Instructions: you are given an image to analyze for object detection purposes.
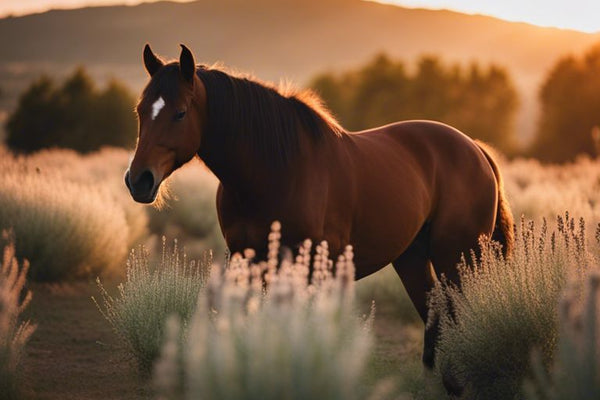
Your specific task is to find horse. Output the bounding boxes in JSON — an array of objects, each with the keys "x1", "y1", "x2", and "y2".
[{"x1": 125, "y1": 44, "x2": 514, "y2": 386}]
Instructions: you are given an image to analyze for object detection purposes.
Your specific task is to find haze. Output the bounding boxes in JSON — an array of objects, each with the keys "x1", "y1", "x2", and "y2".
[
  {"x1": 2, "y1": 0, "x2": 599, "y2": 33},
  {"x1": 0, "y1": 0, "x2": 192, "y2": 17}
]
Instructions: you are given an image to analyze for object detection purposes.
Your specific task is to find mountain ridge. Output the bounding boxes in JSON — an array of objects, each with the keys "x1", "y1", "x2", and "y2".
[{"x1": 1, "y1": 0, "x2": 599, "y2": 141}]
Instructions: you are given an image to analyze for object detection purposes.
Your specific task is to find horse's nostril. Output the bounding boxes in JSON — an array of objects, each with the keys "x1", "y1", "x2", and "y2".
[
  {"x1": 124, "y1": 170, "x2": 132, "y2": 190},
  {"x1": 126, "y1": 169, "x2": 156, "y2": 202},
  {"x1": 134, "y1": 170, "x2": 155, "y2": 195}
]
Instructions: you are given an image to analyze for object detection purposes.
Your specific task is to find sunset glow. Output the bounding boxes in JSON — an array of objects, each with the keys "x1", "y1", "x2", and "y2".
[
  {"x1": 1, "y1": 0, "x2": 599, "y2": 34},
  {"x1": 378, "y1": 0, "x2": 600, "y2": 33},
  {"x1": 0, "y1": 0, "x2": 193, "y2": 18}
]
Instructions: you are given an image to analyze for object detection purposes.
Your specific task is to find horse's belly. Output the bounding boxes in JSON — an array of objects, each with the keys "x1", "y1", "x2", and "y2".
[{"x1": 348, "y1": 185, "x2": 431, "y2": 277}]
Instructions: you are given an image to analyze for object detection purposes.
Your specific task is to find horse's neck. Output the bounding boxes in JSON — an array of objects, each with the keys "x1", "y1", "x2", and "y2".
[
  {"x1": 201, "y1": 139, "x2": 289, "y2": 207},
  {"x1": 202, "y1": 127, "x2": 333, "y2": 209}
]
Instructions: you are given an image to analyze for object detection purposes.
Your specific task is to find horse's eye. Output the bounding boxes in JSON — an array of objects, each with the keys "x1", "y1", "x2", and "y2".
[{"x1": 175, "y1": 110, "x2": 186, "y2": 121}]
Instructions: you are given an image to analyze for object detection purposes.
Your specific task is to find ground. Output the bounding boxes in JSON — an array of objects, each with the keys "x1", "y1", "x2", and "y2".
[
  {"x1": 20, "y1": 282, "x2": 150, "y2": 400},
  {"x1": 18, "y1": 280, "x2": 422, "y2": 399}
]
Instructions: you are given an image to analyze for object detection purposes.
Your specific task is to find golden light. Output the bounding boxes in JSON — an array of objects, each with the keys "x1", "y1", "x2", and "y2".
[{"x1": 374, "y1": 0, "x2": 600, "y2": 33}]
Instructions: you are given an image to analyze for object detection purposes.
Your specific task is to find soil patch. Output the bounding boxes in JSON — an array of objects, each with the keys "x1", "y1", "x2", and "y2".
[
  {"x1": 18, "y1": 281, "x2": 420, "y2": 399},
  {"x1": 20, "y1": 281, "x2": 151, "y2": 400}
]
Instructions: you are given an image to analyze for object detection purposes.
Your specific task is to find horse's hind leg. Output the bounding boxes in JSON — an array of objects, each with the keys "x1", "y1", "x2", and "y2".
[
  {"x1": 391, "y1": 223, "x2": 438, "y2": 368},
  {"x1": 427, "y1": 210, "x2": 496, "y2": 395}
]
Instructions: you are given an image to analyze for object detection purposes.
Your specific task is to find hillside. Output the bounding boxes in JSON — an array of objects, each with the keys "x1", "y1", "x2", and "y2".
[{"x1": 1, "y1": 0, "x2": 599, "y2": 141}]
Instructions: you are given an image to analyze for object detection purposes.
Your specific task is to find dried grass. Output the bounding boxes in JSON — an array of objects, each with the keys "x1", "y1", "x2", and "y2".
[{"x1": 0, "y1": 241, "x2": 36, "y2": 399}]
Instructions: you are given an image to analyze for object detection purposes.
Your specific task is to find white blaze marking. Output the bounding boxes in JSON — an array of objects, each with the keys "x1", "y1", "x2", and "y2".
[{"x1": 151, "y1": 96, "x2": 165, "y2": 120}]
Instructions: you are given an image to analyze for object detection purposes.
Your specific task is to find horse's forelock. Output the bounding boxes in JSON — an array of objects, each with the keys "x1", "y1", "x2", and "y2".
[{"x1": 140, "y1": 63, "x2": 184, "y2": 110}]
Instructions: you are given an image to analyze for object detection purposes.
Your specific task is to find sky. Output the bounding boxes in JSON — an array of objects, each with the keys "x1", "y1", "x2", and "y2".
[
  {"x1": 0, "y1": 0, "x2": 599, "y2": 33},
  {"x1": 0, "y1": 0, "x2": 191, "y2": 17},
  {"x1": 379, "y1": 0, "x2": 600, "y2": 33}
]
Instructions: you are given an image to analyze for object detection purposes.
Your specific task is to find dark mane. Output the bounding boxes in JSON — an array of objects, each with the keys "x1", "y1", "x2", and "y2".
[{"x1": 196, "y1": 66, "x2": 345, "y2": 168}]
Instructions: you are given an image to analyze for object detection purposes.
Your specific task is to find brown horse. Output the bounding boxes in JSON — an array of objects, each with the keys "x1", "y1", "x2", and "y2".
[{"x1": 126, "y1": 44, "x2": 514, "y2": 379}]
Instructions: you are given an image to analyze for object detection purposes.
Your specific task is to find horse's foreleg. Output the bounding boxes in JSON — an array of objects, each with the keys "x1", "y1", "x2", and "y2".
[{"x1": 391, "y1": 224, "x2": 438, "y2": 368}]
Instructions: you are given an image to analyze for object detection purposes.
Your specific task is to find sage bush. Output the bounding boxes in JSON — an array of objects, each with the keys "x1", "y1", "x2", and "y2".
[
  {"x1": 94, "y1": 238, "x2": 208, "y2": 374},
  {"x1": 154, "y1": 222, "x2": 375, "y2": 400},
  {"x1": 432, "y1": 215, "x2": 594, "y2": 399}
]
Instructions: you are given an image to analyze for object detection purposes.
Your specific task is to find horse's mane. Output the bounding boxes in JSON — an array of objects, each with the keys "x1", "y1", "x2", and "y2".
[{"x1": 196, "y1": 65, "x2": 345, "y2": 167}]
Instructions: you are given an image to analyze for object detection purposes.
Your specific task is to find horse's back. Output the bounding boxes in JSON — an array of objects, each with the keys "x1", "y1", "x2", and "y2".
[
  {"x1": 352, "y1": 120, "x2": 488, "y2": 166},
  {"x1": 350, "y1": 120, "x2": 496, "y2": 207},
  {"x1": 345, "y1": 120, "x2": 498, "y2": 275}
]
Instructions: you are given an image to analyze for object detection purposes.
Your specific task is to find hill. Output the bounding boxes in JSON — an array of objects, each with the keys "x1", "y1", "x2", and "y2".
[{"x1": 1, "y1": 0, "x2": 599, "y2": 142}]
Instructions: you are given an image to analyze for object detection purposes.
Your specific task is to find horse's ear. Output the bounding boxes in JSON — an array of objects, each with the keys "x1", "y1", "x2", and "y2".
[
  {"x1": 179, "y1": 44, "x2": 196, "y2": 84},
  {"x1": 143, "y1": 44, "x2": 163, "y2": 77}
]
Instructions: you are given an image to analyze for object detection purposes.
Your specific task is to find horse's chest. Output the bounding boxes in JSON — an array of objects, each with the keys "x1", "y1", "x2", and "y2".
[{"x1": 220, "y1": 219, "x2": 264, "y2": 252}]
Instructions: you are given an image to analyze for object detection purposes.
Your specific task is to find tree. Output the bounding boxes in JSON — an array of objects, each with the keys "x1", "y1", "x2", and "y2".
[
  {"x1": 5, "y1": 76, "x2": 61, "y2": 152},
  {"x1": 350, "y1": 53, "x2": 411, "y2": 130},
  {"x1": 310, "y1": 54, "x2": 519, "y2": 155},
  {"x1": 5, "y1": 67, "x2": 137, "y2": 153},
  {"x1": 89, "y1": 80, "x2": 138, "y2": 151},
  {"x1": 531, "y1": 43, "x2": 600, "y2": 162}
]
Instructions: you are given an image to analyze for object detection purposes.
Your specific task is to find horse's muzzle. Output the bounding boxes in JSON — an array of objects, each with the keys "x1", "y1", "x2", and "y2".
[{"x1": 124, "y1": 169, "x2": 157, "y2": 203}]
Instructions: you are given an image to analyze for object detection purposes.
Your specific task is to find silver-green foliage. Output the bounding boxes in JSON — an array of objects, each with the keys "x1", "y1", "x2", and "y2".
[
  {"x1": 432, "y1": 216, "x2": 592, "y2": 400},
  {"x1": 94, "y1": 239, "x2": 207, "y2": 374},
  {"x1": 0, "y1": 147, "x2": 148, "y2": 281},
  {"x1": 155, "y1": 224, "x2": 374, "y2": 400},
  {"x1": 525, "y1": 273, "x2": 600, "y2": 400}
]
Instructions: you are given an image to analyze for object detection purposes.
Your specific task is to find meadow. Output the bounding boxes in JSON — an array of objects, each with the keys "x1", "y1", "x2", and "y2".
[{"x1": 1, "y1": 145, "x2": 600, "y2": 399}]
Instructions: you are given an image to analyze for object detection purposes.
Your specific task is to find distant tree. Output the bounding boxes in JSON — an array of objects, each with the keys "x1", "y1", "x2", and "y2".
[
  {"x1": 349, "y1": 53, "x2": 411, "y2": 129},
  {"x1": 447, "y1": 64, "x2": 518, "y2": 151},
  {"x1": 5, "y1": 76, "x2": 61, "y2": 151},
  {"x1": 5, "y1": 67, "x2": 137, "y2": 153},
  {"x1": 310, "y1": 53, "x2": 519, "y2": 155},
  {"x1": 89, "y1": 80, "x2": 138, "y2": 151},
  {"x1": 531, "y1": 44, "x2": 600, "y2": 162}
]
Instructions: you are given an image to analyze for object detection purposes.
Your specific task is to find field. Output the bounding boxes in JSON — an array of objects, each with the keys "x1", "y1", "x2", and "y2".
[{"x1": 2, "y1": 147, "x2": 600, "y2": 399}]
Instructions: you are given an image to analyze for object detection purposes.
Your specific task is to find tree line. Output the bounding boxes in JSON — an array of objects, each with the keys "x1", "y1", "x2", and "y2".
[
  {"x1": 5, "y1": 67, "x2": 136, "y2": 153},
  {"x1": 5, "y1": 43, "x2": 600, "y2": 162},
  {"x1": 311, "y1": 45, "x2": 600, "y2": 162},
  {"x1": 530, "y1": 43, "x2": 600, "y2": 162},
  {"x1": 311, "y1": 54, "x2": 518, "y2": 155}
]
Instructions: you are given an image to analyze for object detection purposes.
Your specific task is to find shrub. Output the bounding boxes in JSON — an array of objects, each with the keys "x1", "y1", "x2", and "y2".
[
  {"x1": 0, "y1": 146, "x2": 148, "y2": 281},
  {"x1": 94, "y1": 238, "x2": 208, "y2": 375},
  {"x1": 504, "y1": 157, "x2": 600, "y2": 226},
  {"x1": 431, "y1": 215, "x2": 593, "y2": 399},
  {"x1": 525, "y1": 273, "x2": 600, "y2": 400},
  {"x1": 154, "y1": 223, "x2": 375, "y2": 400},
  {"x1": 0, "y1": 242, "x2": 36, "y2": 399}
]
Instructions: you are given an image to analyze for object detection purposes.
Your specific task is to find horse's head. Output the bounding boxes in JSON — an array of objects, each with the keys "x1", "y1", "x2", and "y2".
[{"x1": 125, "y1": 44, "x2": 206, "y2": 204}]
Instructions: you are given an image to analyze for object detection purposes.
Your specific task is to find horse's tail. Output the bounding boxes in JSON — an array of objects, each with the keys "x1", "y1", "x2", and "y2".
[{"x1": 475, "y1": 141, "x2": 514, "y2": 258}]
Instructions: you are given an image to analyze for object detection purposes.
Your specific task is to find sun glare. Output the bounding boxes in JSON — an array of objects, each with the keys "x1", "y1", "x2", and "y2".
[{"x1": 374, "y1": 0, "x2": 600, "y2": 33}]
